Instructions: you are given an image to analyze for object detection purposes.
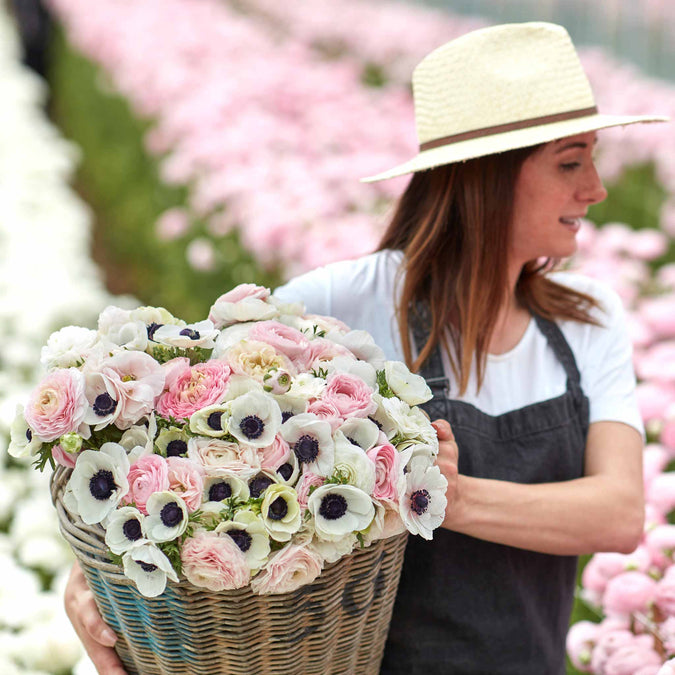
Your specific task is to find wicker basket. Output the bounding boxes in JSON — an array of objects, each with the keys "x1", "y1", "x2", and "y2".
[{"x1": 51, "y1": 466, "x2": 408, "y2": 675}]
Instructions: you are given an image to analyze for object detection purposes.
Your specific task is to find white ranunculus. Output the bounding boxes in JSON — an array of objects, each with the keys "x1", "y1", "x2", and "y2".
[
  {"x1": 151, "y1": 319, "x2": 218, "y2": 349},
  {"x1": 383, "y1": 361, "x2": 432, "y2": 405},
  {"x1": 7, "y1": 405, "x2": 42, "y2": 458},
  {"x1": 189, "y1": 403, "x2": 230, "y2": 437},
  {"x1": 396, "y1": 440, "x2": 438, "y2": 467},
  {"x1": 260, "y1": 484, "x2": 302, "y2": 542},
  {"x1": 68, "y1": 443, "x2": 130, "y2": 524},
  {"x1": 332, "y1": 431, "x2": 376, "y2": 493},
  {"x1": 280, "y1": 413, "x2": 335, "y2": 477},
  {"x1": 308, "y1": 484, "x2": 375, "y2": 541},
  {"x1": 144, "y1": 492, "x2": 188, "y2": 542},
  {"x1": 328, "y1": 329, "x2": 386, "y2": 369},
  {"x1": 40, "y1": 325, "x2": 100, "y2": 370},
  {"x1": 215, "y1": 510, "x2": 270, "y2": 572},
  {"x1": 209, "y1": 297, "x2": 278, "y2": 328},
  {"x1": 97, "y1": 306, "x2": 148, "y2": 351},
  {"x1": 211, "y1": 322, "x2": 255, "y2": 358},
  {"x1": 310, "y1": 531, "x2": 358, "y2": 564},
  {"x1": 322, "y1": 355, "x2": 377, "y2": 390},
  {"x1": 286, "y1": 372, "x2": 326, "y2": 400},
  {"x1": 227, "y1": 391, "x2": 282, "y2": 448},
  {"x1": 119, "y1": 415, "x2": 157, "y2": 462},
  {"x1": 398, "y1": 462, "x2": 448, "y2": 540},
  {"x1": 338, "y1": 417, "x2": 380, "y2": 452},
  {"x1": 105, "y1": 507, "x2": 147, "y2": 554},
  {"x1": 380, "y1": 397, "x2": 437, "y2": 447},
  {"x1": 122, "y1": 543, "x2": 178, "y2": 597},
  {"x1": 267, "y1": 295, "x2": 305, "y2": 316}
]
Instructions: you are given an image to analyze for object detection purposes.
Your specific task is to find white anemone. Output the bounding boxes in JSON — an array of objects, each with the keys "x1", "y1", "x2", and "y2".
[
  {"x1": 122, "y1": 542, "x2": 178, "y2": 597},
  {"x1": 327, "y1": 329, "x2": 386, "y2": 368},
  {"x1": 383, "y1": 361, "x2": 433, "y2": 406},
  {"x1": 189, "y1": 404, "x2": 230, "y2": 437},
  {"x1": 7, "y1": 406, "x2": 42, "y2": 459},
  {"x1": 280, "y1": 413, "x2": 334, "y2": 477},
  {"x1": 155, "y1": 426, "x2": 190, "y2": 458},
  {"x1": 380, "y1": 396, "x2": 438, "y2": 448},
  {"x1": 68, "y1": 443, "x2": 130, "y2": 524},
  {"x1": 260, "y1": 484, "x2": 302, "y2": 542},
  {"x1": 308, "y1": 484, "x2": 375, "y2": 542},
  {"x1": 398, "y1": 462, "x2": 448, "y2": 540},
  {"x1": 273, "y1": 449, "x2": 300, "y2": 486},
  {"x1": 338, "y1": 418, "x2": 380, "y2": 452},
  {"x1": 247, "y1": 471, "x2": 280, "y2": 499},
  {"x1": 105, "y1": 507, "x2": 147, "y2": 555},
  {"x1": 332, "y1": 431, "x2": 376, "y2": 493},
  {"x1": 203, "y1": 475, "x2": 250, "y2": 503},
  {"x1": 215, "y1": 510, "x2": 270, "y2": 572},
  {"x1": 227, "y1": 391, "x2": 282, "y2": 448},
  {"x1": 151, "y1": 320, "x2": 218, "y2": 349},
  {"x1": 119, "y1": 415, "x2": 157, "y2": 463},
  {"x1": 144, "y1": 492, "x2": 189, "y2": 542},
  {"x1": 82, "y1": 371, "x2": 121, "y2": 430}
]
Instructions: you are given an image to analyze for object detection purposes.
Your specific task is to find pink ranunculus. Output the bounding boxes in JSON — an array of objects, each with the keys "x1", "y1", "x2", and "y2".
[
  {"x1": 103, "y1": 350, "x2": 165, "y2": 428},
  {"x1": 366, "y1": 443, "x2": 400, "y2": 502},
  {"x1": 208, "y1": 285, "x2": 275, "y2": 329},
  {"x1": 660, "y1": 659, "x2": 675, "y2": 675},
  {"x1": 305, "y1": 337, "x2": 354, "y2": 367},
  {"x1": 167, "y1": 456, "x2": 204, "y2": 512},
  {"x1": 250, "y1": 543, "x2": 323, "y2": 594},
  {"x1": 187, "y1": 437, "x2": 260, "y2": 479},
  {"x1": 24, "y1": 368, "x2": 88, "y2": 442},
  {"x1": 306, "y1": 400, "x2": 344, "y2": 432},
  {"x1": 181, "y1": 531, "x2": 249, "y2": 591},
  {"x1": 655, "y1": 567, "x2": 675, "y2": 617},
  {"x1": 122, "y1": 454, "x2": 169, "y2": 515},
  {"x1": 644, "y1": 445, "x2": 671, "y2": 492},
  {"x1": 648, "y1": 472, "x2": 675, "y2": 516},
  {"x1": 566, "y1": 620, "x2": 599, "y2": 672},
  {"x1": 215, "y1": 284, "x2": 270, "y2": 305},
  {"x1": 645, "y1": 503, "x2": 667, "y2": 530},
  {"x1": 645, "y1": 525, "x2": 675, "y2": 568},
  {"x1": 51, "y1": 444, "x2": 78, "y2": 469},
  {"x1": 304, "y1": 313, "x2": 351, "y2": 334},
  {"x1": 636, "y1": 382, "x2": 675, "y2": 423},
  {"x1": 603, "y1": 642, "x2": 663, "y2": 675},
  {"x1": 590, "y1": 630, "x2": 637, "y2": 674},
  {"x1": 661, "y1": 420, "x2": 675, "y2": 454},
  {"x1": 259, "y1": 434, "x2": 291, "y2": 472},
  {"x1": 602, "y1": 571, "x2": 657, "y2": 617},
  {"x1": 322, "y1": 372, "x2": 377, "y2": 419},
  {"x1": 295, "y1": 472, "x2": 326, "y2": 510},
  {"x1": 247, "y1": 321, "x2": 311, "y2": 368},
  {"x1": 156, "y1": 359, "x2": 231, "y2": 419}
]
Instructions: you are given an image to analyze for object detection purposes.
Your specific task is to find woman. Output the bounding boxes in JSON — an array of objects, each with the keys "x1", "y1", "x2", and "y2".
[{"x1": 65, "y1": 21, "x2": 665, "y2": 675}]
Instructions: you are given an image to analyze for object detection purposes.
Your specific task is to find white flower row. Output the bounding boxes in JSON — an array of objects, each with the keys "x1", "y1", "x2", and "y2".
[{"x1": 0, "y1": 6, "x2": 132, "y2": 674}]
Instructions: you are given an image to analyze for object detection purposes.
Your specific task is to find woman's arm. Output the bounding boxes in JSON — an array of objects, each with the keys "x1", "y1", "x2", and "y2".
[{"x1": 440, "y1": 420, "x2": 644, "y2": 556}]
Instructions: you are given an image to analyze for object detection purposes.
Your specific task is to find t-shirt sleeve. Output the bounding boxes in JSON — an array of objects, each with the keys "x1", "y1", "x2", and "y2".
[
  {"x1": 580, "y1": 283, "x2": 644, "y2": 437},
  {"x1": 272, "y1": 268, "x2": 333, "y2": 316}
]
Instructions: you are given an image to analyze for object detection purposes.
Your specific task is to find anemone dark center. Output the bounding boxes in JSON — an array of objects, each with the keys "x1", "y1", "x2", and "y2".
[
  {"x1": 160, "y1": 502, "x2": 184, "y2": 528},
  {"x1": 89, "y1": 470, "x2": 116, "y2": 500},
  {"x1": 227, "y1": 529, "x2": 252, "y2": 552},
  {"x1": 138, "y1": 561, "x2": 158, "y2": 573},
  {"x1": 207, "y1": 412, "x2": 223, "y2": 430},
  {"x1": 208, "y1": 482, "x2": 232, "y2": 501},
  {"x1": 146, "y1": 322, "x2": 163, "y2": 340},
  {"x1": 249, "y1": 475, "x2": 273, "y2": 498},
  {"x1": 410, "y1": 489, "x2": 430, "y2": 515},
  {"x1": 281, "y1": 411, "x2": 294, "y2": 424},
  {"x1": 347, "y1": 436, "x2": 360, "y2": 447},
  {"x1": 179, "y1": 328, "x2": 201, "y2": 340},
  {"x1": 294, "y1": 435, "x2": 319, "y2": 463},
  {"x1": 319, "y1": 494, "x2": 348, "y2": 520},
  {"x1": 268, "y1": 496, "x2": 288, "y2": 521},
  {"x1": 368, "y1": 416, "x2": 383, "y2": 430},
  {"x1": 25, "y1": 428, "x2": 32, "y2": 442},
  {"x1": 93, "y1": 393, "x2": 117, "y2": 417},
  {"x1": 122, "y1": 519, "x2": 143, "y2": 541},
  {"x1": 166, "y1": 439, "x2": 188, "y2": 457},
  {"x1": 240, "y1": 415, "x2": 265, "y2": 439},
  {"x1": 277, "y1": 463, "x2": 293, "y2": 481}
]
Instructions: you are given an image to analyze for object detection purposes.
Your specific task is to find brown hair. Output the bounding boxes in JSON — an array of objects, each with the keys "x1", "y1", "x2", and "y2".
[{"x1": 378, "y1": 146, "x2": 600, "y2": 395}]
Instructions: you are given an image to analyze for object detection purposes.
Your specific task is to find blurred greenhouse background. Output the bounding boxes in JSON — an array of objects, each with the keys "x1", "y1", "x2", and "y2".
[{"x1": 2, "y1": 0, "x2": 675, "y2": 673}]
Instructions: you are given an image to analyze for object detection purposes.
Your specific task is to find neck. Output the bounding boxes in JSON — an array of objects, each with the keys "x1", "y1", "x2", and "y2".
[{"x1": 488, "y1": 262, "x2": 529, "y2": 355}]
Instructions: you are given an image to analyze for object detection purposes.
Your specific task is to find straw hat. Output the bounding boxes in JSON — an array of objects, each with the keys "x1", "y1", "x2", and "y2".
[{"x1": 362, "y1": 22, "x2": 668, "y2": 183}]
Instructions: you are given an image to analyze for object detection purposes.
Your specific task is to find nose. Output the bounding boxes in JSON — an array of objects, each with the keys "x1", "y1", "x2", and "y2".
[{"x1": 578, "y1": 164, "x2": 608, "y2": 205}]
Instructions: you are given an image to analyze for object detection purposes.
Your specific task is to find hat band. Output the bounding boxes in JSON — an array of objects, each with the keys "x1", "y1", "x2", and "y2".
[{"x1": 419, "y1": 106, "x2": 599, "y2": 151}]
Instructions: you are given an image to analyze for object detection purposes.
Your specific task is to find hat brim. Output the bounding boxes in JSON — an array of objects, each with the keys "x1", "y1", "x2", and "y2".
[{"x1": 361, "y1": 113, "x2": 669, "y2": 183}]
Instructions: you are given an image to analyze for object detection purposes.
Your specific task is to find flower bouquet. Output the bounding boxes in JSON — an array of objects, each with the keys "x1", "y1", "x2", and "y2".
[{"x1": 11, "y1": 284, "x2": 447, "y2": 675}]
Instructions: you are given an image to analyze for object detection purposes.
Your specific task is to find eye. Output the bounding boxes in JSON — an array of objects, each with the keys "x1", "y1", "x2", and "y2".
[{"x1": 559, "y1": 162, "x2": 581, "y2": 172}]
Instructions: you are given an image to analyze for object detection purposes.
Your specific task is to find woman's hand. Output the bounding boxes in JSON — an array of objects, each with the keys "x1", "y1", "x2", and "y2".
[
  {"x1": 431, "y1": 419, "x2": 460, "y2": 523},
  {"x1": 64, "y1": 562, "x2": 128, "y2": 675}
]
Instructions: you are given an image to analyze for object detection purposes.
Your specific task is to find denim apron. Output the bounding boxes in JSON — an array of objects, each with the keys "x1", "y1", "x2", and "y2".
[{"x1": 380, "y1": 312, "x2": 589, "y2": 675}]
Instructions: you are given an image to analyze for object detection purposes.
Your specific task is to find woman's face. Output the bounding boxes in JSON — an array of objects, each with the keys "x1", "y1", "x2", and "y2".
[{"x1": 510, "y1": 131, "x2": 607, "y2": 265}]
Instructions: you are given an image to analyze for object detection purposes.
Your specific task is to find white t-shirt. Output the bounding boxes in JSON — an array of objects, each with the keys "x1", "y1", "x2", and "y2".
[{"x1": 273, "y1": 249, "x2": 644, "y2": 436}]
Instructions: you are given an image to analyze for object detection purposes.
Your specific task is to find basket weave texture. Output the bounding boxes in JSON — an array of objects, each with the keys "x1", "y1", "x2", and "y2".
[{"x1": 52, "y1": 466, "x2": 408, "y2": 675}]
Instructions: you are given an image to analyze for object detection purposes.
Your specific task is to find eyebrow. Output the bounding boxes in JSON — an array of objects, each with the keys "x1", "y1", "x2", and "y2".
[{"x1": 554, "y1": 138, "x2": 599, "y2": 153}]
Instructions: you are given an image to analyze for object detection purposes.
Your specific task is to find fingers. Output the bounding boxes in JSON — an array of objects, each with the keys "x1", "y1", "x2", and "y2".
[
  {"x1": 431, "y1": 418, "x2": 454, "y2": 441},
  {"x1": 65, "y1": 563, "x2": 128, "y2": 675}
]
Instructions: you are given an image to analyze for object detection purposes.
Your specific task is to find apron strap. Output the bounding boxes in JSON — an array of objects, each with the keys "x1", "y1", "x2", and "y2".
[{"x1": 532, "y1": 314, "x2": 582, "y2": 388}]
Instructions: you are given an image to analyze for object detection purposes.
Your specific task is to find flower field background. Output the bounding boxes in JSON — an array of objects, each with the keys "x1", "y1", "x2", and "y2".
[{"x1": 3, "y1": 0, "x2": 675, "y2": 673}]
